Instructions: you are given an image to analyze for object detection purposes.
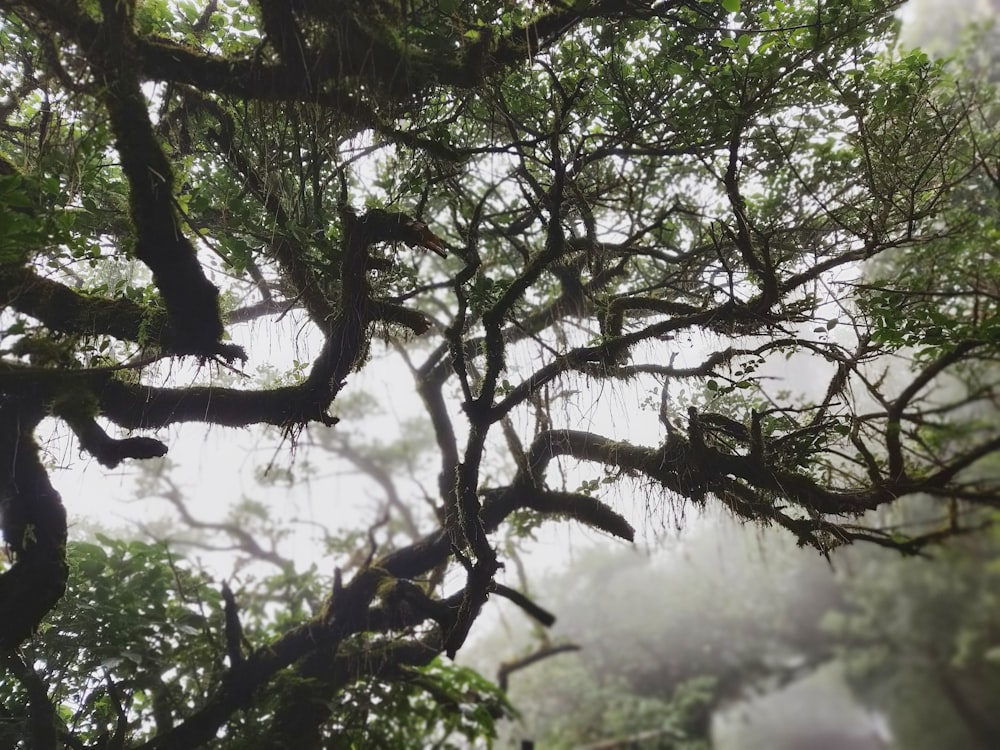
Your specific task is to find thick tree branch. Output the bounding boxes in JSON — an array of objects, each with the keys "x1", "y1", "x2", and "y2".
[
  {"x1": 83, "y1": 1, "x2": 232, "y2": 357},
  {"x1": 0, "y1": 399, "x2": 68, "y2": 650},
  {"x1": 0, "y1": 266, "x2": 163, "y2": 344},
  {"x1": 1, "y1": 652, "x2": 58, "y2": 750}
]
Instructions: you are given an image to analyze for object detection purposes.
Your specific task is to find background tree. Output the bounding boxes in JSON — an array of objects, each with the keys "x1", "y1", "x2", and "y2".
[
  {"x1": 827, "y1": 520, "x2": 1000, "y2": 750},
  {"x1": 474, "y1": 507, "x2": 1000, "y2": 749},
  {"x1": 0, "y1": 0, "x2": 999, "y2": 747},
  {"x1": 469, "y1": 523, "x2": 844, "y2": 749}
]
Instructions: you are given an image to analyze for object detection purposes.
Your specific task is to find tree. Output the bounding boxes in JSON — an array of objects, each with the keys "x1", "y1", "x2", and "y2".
[
  {"x1": 828, "y1": 519, "x2": 1000, "y2": 750},
  {"x1": 1, "y1": 0, "x2": 999, "y2": 747},
  {"x1": 0, "y1": 533, "x2": 513, "y2": 748},
  {"x1": 471, "y1": 508, "x2": 1000, "y2": 749},
  {"x1": 468, "y1": 523, "x2": 843, "y2": 749}
]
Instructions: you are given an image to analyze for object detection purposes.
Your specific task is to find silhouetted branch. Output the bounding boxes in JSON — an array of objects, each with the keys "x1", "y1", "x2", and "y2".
[
  {"x1": 493, "y1": 583, "x2": 556, "y2": 627},
  {"x1": 60, "y1": 412, "x2": 167, "y2": 468},
  {"x1": 0, "y1": 400, "x2": 68, "y2": 650},
  {"x1": 2, "y1": 651, "x2": 59, "y2": 750},
  {"x1": 221, "y1": 582, "x2": 245, "y2": 667}
]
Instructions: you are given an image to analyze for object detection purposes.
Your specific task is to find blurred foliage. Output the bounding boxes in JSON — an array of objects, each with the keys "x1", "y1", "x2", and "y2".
[
  {"x1": 474, "y1": 510, "x2": 1000, "y2": 749},
  {"x1": 472, "y1": 524, "x2": 841, "y2": 747},
  {"x1": 828, "y1": 516, "x2": 1000, "y2": 750}
]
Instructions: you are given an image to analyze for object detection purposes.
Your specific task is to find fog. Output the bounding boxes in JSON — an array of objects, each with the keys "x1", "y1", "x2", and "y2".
[{"x1": 462, "y1": 512, "x2": 892, "y2": 748}]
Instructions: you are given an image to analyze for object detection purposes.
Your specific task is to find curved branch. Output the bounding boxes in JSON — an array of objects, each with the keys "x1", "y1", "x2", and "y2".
[
  {"x1": 57, "y1": 402, "x2": 167, "y2": 468},
  {"x1": 516, "y1": 425, "x2": 988, "y2": 530},
  {"x1": 85, "y1": 2, "x2": 230, "y2": 357},
  {"x1": 0, "y1": 400, "x2": 68, "y2": 650},
  {"x1": 153, "y1": 475, "x2": 291, "y2": 569},
  {"x1": 493, "y1": 583, "x2": 556, "y2": 627}
]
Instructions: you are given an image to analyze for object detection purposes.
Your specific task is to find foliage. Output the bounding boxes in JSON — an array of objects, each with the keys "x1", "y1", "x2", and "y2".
[
  {"x1": 0, "y1": 538, "x2": 509, "y2": 748},
  {"x1": 0, "y1": 0, "x2": 998, "y2": 747},
  {"x1": 827, "y1": 515, "x2": 1000, "y2": 750},
  {"x1": 475, "y1": 511, "x2": 1000, "y2": 749},
  {"x1": 473, "y1": 525, "x2": 841, "y2": 747}
]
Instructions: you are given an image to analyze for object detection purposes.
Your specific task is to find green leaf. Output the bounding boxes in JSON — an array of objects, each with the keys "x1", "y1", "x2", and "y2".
[{"x1": 722, "y1": 0, "x2": 740, "y2": 12}]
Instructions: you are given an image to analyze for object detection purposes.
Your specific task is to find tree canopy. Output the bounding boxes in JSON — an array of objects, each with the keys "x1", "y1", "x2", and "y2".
[{"x1": 0, "y1": 0, "x2": 999, "y2": 747}]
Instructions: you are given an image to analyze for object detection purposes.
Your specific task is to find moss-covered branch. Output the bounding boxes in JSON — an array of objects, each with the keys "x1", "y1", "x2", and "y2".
[
  {"x1": 0, "y1": 400, "x2": 68, "y2": 650},
  {"x1": 82, "y1": 0, "x2": 230, "y2": 357}
]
